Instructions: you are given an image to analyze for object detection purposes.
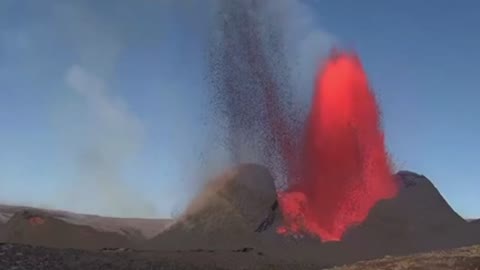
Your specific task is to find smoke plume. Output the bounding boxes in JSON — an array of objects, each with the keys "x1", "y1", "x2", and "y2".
[
  {"x1": 54, "y1": 1, "x2": 156, "y2": 217},
  {"x1": 64, "y1": 65, "x2": 156, "y2": 217}
]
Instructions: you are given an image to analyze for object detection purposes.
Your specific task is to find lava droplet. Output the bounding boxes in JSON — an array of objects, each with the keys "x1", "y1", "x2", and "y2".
[{"x1": 278, "y1": 50, "x2": 398, "y2": 241}]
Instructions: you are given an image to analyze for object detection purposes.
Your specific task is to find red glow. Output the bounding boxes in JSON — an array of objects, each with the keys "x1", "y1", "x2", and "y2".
[
  {"x1": 278, "y1": 51, "x2": 398, "y2": 241},
  {"x1": 29, "y1": 216, "x2": 45, "y2": 226}
]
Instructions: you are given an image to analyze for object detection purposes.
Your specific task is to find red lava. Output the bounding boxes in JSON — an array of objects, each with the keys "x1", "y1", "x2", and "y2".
[
  {"x1": 278, "y1": 50, "x2": 398, "y2": 241},
  {"x1": 29, "y1": 216, "x2": 46, "y2": 226}
]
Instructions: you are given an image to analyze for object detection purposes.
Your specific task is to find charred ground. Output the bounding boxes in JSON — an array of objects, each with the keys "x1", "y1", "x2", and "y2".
[{"x1": 1, "y1": 168, "x2": 480, "y2": 269}]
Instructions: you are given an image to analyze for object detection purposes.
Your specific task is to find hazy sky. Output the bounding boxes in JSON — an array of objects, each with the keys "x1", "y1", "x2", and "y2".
[{"x1": 1, "y1": 0, "x2": 479, "y2": 219}]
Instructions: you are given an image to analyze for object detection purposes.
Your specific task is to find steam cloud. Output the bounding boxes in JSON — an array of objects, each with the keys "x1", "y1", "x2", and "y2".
[
  {"x1": 65, "y1": 66, "x2": 155, "y2": 217},
  {"x1": 55, "y1": 1, "x2": 156, "y2": 217}
]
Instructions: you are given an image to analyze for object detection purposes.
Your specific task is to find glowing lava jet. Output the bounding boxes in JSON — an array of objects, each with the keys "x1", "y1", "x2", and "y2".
[{"x1": 278, "y1": 51, "x2": 398, "y2": 241}]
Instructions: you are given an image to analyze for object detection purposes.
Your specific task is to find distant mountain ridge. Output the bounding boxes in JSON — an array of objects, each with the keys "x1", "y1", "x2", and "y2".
[{"x1": 0, "y1": 204, "x2": 172, "y2": 239}]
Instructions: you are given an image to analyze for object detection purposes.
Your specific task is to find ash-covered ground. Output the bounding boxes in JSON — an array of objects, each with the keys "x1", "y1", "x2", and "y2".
[
  {"x1": 2, "y1": 243, "x2": 480, "y2": 270},
  {"x1": 1, "y1": 166, "x2": 480, "y2": 269}
]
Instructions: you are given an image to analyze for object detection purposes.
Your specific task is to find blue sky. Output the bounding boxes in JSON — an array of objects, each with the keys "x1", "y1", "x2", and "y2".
[{"x1": 0, "y1": 0, "x2": 479, "y2": 219}]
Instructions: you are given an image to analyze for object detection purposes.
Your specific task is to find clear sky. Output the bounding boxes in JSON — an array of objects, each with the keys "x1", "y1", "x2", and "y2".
[{"x1": 1, "y1": 0, "x2": 479, "y2": 219}]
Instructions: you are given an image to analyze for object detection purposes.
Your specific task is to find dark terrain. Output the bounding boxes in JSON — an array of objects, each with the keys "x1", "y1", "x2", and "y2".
[
  {"x1": 2, "y1": 242, "x2": 480, "y2": 270},
  {"x1": 1, "y1": 167, "x2": 480, "y2": 269}
]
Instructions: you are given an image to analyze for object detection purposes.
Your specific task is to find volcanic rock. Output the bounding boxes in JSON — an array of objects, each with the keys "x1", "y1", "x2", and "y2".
[
  {"x1": 3, "y1": 209, "x2": 132, "y2": 250},
  {"x1": 149, "y1": 163, "x2": 284, "y2": 249},
  {"x1": 254, "y1": 170, "x2": 480, "y2": 266},
  {"x1": 0, "y1": 204, "x2": 172, "y2": 240},
  {"x1": 470, "y1": 219, "x2": 480, "y2": 224},
  {"x1": 0, "y1": 223, "x2": 5, "y2": 242},
  {"x1": 342, "y1": 171, "x2": 480, "y2": 259},
  {"x1": 2, "y1": 167, "x2": 479, "y2": 268}
]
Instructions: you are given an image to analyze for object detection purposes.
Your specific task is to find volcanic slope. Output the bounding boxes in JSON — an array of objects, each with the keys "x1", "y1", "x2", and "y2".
[
  {"x1": 470, "y1": 219, "x2": 480, "y2": 224},
  {"x1": 0, "y1": 204, "x2": 171, "y2": 240},
  {"x1": 340, "y1": 171, "x2": 480, "y2": 261},
  {"x1": 148, "y1": 169, "x2": 480, "y2": 264},
  {"x1": 149, "y1": 163, "x2": 284, "y2": 250},
  {"x1": 2, "y1": 209, "x2": 136, "y2": 250},
  {"x1": 2, "y1": 168, "x2": 480, "y2": 268},
  {"x1": 235, "y1": 170, "x2": 480, "y2": 267},
  {"x1": 0, "y1": 223, "x2": 5, "y2": 242}
]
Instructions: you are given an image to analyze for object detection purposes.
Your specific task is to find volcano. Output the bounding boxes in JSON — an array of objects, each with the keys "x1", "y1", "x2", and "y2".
[
  {"x1": 147, "y1": 167, "x2": 480, "y2": 266},
  {"x1": 149, "y1": 164, "x2": 284, "y2": 250},
  {"x1": 208, "y1": 0, "x2": 399, "y2": 242},
  {"x1": 1, "y1": 168, "x2": 480, "y2": 268}
]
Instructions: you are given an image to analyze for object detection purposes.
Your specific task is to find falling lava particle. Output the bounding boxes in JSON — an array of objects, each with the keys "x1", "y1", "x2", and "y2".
[{"x1": 278, "y1": 50, "x2": 399, "y2": 242}]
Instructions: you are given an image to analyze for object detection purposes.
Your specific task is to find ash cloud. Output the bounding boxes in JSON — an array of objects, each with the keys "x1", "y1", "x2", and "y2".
[{"x1": 206, "y1": 0, "x2": 335, "y2": 188}]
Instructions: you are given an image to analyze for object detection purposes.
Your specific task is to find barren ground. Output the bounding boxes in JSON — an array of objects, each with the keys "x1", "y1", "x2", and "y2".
[
  {"x1": 328, "y1": 245, "x2": 480, "y2": 270},
  {"x1": 2, "y1": 242, "x2": 480, "y2": 270}
]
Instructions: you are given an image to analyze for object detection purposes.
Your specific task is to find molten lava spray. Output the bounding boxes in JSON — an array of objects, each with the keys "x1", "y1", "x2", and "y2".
[
  {"x1": 278, "y1": 51, "x2": 398, "y2": 241},
  {"x1": 208, "y1": 0, "x2": 299, "y2": 176},
  {"x1": 208, "y1": 0, "x2": 397, "y2": 242}
]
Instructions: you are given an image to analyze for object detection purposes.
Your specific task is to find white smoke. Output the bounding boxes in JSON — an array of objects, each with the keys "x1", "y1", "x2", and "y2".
[
  {"x1": 63, "y1": 65, "x2": 156, "y2": 217},
  {"x1": 261, "y1": 0, "x2": 336, "y2": 99},
  {"x1": 51, "y1": 1, "x2": 158, "y2": 217}
]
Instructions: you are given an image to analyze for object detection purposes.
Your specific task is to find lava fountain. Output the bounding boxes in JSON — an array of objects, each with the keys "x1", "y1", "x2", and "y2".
[
  {"x1": 278, "y1": 51, "x2": 398, "y2": 241},
  {"x1": 207, "y1": 0, "x2": 397, "y2": 242}
]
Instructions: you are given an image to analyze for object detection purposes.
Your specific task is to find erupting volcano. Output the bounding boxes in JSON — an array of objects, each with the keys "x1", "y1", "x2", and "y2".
[
  {"x1": 278, "y1": 51, "x2": 399, "y2": 241},
  {"x1": 209, "y1": 1, "x2": 398, "y2": 243}
]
